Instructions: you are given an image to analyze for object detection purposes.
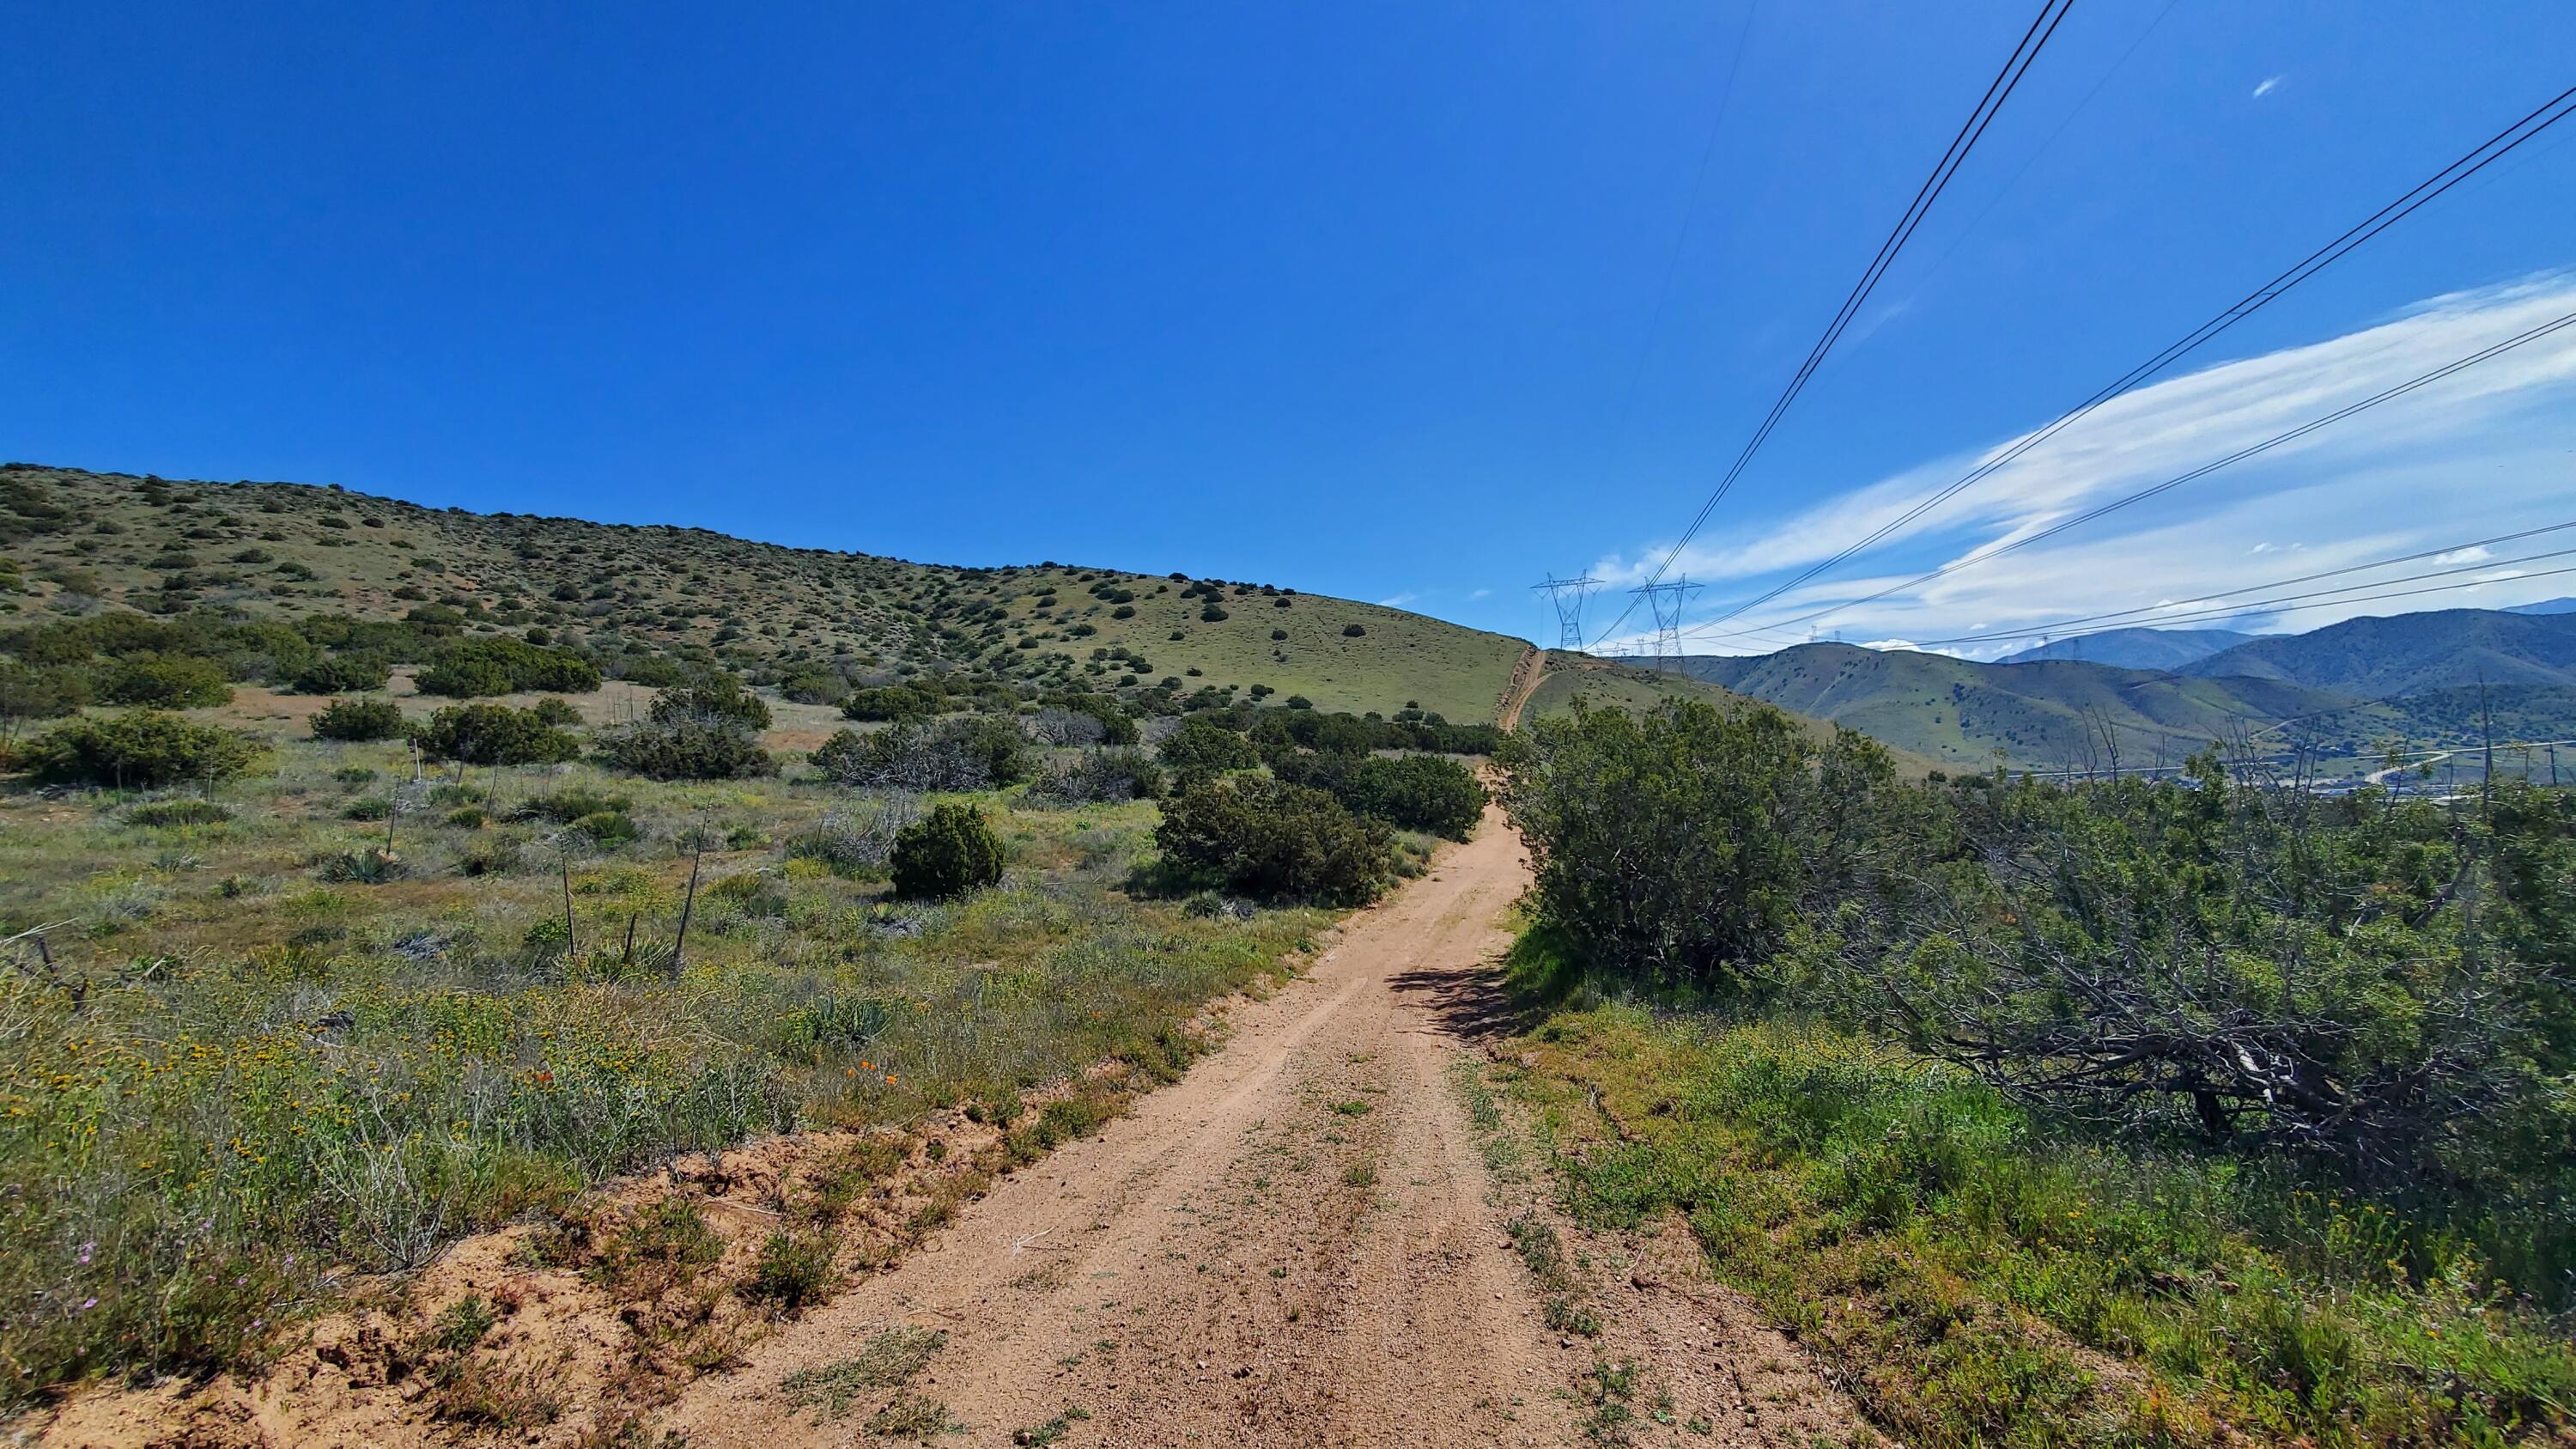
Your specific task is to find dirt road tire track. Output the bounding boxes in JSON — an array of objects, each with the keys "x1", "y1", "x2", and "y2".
[{"x1": 662, "y1": 808, "x2": 1880, "y2": 1447}]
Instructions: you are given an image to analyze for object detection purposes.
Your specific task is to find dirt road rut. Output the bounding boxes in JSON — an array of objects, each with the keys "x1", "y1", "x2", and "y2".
[{"x1": 665, "y1": 809, "x2": 1878, "y2": 1447}]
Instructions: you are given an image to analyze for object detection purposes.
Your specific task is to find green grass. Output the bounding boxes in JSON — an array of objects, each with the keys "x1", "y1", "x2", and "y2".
[
  {"x1": 0, "y1": 727, "x2": 1330, "y2": 1407},
  {"x1": 1501, "y1": 971, "x2": 2576, "y2": 1446},
  {"x1": 779, "y1": 1325, "x2": 948, "y2": 1422}
]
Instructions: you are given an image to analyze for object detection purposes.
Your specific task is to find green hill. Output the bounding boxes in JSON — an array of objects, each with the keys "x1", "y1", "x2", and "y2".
[
  {"x1": 1682, "y1": 643, "x2": 2343, "y2": 770},
  {"x1": 1525, "y1": 652, "x2": 1947, "y2": 776},
  {"x1": 2180, "y1": 608, "x2": 2576, "y2": 694},
  {"x1": 0, "y1": 464, "x2": 1526, "y2": 724}
]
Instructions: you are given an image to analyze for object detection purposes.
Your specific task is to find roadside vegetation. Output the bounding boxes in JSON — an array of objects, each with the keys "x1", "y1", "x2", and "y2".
[
  {"x1": 1497, "y1": 696, "x2": 2576, "y2": 1447},
  {"x1": 0, "y1": 540, "x2": 1494, "y2": 1413}
]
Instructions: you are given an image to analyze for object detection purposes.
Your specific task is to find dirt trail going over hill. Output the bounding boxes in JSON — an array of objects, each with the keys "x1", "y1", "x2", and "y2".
[
  {"x1": 662, "y1": 808, "x2": 1879, "y2": 1448},
  {"x1": 1498, "y1": 645, "x2": 1548, "y2": 729}
]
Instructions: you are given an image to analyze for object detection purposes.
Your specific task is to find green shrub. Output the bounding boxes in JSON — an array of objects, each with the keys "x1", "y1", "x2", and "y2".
[
  {"x1": 594, "y1": 713, "x2": 775, "y2": 781},
  {"x1": 740, "y1": 1230, "x2": 838, "y2": 1312},
  {"x1": 841, "y1": 685, "x2": 936, "y2": 722},
  {"x1": 0, "y1": 661, "x2": 94, "y2": 729},
  {"x1": 1499, "y1": 698, "x2": 1888, "y2": 989},
  {"x1": 414, "y1": 703, "x2": 580, "y2": 766},
  {"x1": 414, "y1": 638, "x2": 600, "y2": 697},
  {"x1": 1342, "y1": 623, "x2": 1366, "y2": 636},
  {"x1": 518, "y1": 787, "x2": 632, "y2": 823},
  {"x1": 652, "y1": 674, "x2": 772, "y2": 731},
  {"x1": 571, "y1": 810, "x2": 638, "y2": 846},
  {"x1": 100, "y1": 653, "x2": 234, "y2": 708},
  {"x1": 527, "y1": 697, "x2": 581, "y2": 727},
  {"x1": 1157, "y1": 717, "x2": 1258, "y2": 775},
  {"x1": 311, "y1": 697, "x2": 407, "y2": 742},
  {"x1": 1291, "y1": 752, "x2": 1485, "y2": 839},
  {"x1": 289, "y1": 653, "x2": 392, "y2": 694},
  {"x1": 1153, "y1": 776, "x2": 1389, "y2": 905},
  {"x1": 890, "y1": 803, "x2": 1005, "y2": 900},
  {"x1": 18, "y1": 711, "x2": 261, "y2": 788}
]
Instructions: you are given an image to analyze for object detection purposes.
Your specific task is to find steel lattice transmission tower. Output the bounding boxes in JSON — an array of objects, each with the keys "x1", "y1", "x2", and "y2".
[
  {"x1": 1531, "y1": 575, "x2": 1601, "y2": 652},
  {"x1": 1631, "y1": 577, "x2": 1704, "y2": 672}
]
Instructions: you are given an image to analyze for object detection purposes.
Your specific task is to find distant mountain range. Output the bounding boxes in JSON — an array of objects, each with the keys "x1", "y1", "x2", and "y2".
[
  {"x1": 2177, "y1": 608, "x2": 2576, "y2": 694},
  {"x1": 1677, "y1": 606, "x2": 2576, "y2": 770},
  {"x1": 1999, "y1": 627, "x2": 2256, "y2": 669}
]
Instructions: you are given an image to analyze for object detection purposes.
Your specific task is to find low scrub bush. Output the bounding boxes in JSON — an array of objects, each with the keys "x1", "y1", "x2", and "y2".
[
  {"x1": 99, "y1": 652, "x2": 234, "y2": 708},
  {"x1": 1156, "y1": 716, "x2": 1258, "y2": 776},
  {"x1": 414, "y1": 703, "x2": 580, "y2": 767},
  {"x1": 18, "y1": 710, "x2": 261, "y2": 788},
  {"x1": 1024, "y1": 747, "x2": 1162, "y2": 807},
  {"x1": 1153, "y1": 776, "x2": 1389, "y2": 905},
  {"x1": 310, "y1": 697, "x2": 407, "y2": 742},
  {"x1": 290, "y1": 653, "x2": 392, "y2": 694},
  {"x1": 811, "y1": 717, "x2": 1030, "y2": 791},
  {"x1": 414, "y1": 638, "x2": 600, "y2": 697},
  {"x1": 594, "y1": 712, "x2": 775, "y2": 781},
  {"x1": 890, "y1": 802, "x2": 1005, "y2": 900},
  {"x1": 1274, "y1": 751, "x2": 1485, "y2": 839}
]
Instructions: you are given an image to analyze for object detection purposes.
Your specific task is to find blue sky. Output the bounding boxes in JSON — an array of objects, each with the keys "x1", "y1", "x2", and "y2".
[{"x1": 6, "y1": 2, "x2": 2573, "y2": 656}]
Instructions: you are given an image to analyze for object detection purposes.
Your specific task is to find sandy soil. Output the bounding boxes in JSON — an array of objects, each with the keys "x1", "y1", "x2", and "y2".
[
  {"x1": 659, "y1": 806, "x2": 1880, "y2": 1448},
  {"x1": 33, "y1": 805, "x2": 1880, "y2": 1449}
]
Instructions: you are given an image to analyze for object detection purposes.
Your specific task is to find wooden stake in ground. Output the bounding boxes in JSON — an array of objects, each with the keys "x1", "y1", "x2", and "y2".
[
  {"x1": 671, "y1": 837, "x2": 705, "y2": 977},
  {"x1": 561, "y1": 847, "x2": 577, "y2": 958}
]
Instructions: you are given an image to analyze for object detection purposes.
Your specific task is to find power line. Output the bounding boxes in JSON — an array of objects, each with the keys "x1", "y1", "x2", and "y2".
[
  {"x1": 1587, "y1": 0, "x2": 2076, "y2": 649},
  {"x1": 1907, "y1": 518, "x2": 2576, "y2": 648},
  {"x1": 1916, "y1": 543, "x2": 2576, "y2": 648},
  {"x1": 1684, "y1": 304, "x2": 2576, "y2": 646},
  {"x1": 1609, "y1": 0, "x2": 1761, "y2": 447},
  {"x1": 1686, "y1": 81, "x2": 2576, "y2": 638}
]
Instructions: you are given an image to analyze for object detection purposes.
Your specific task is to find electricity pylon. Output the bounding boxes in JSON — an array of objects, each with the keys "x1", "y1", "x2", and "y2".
[
  {"x1": 1630, "y1": 577, "x2": 1703, "y2": 672},
  {"x1": 1531, "y1": 575, "x2": 1601, "y2": 652}
]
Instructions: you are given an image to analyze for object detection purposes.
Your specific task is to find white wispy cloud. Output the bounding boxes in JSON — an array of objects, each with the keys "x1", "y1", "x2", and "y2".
[
  {"x1": 2252, "y1": 75, "x2": 2286, "y2": 99},
  {"x1": 1467, "y1": 587, "x2": 1492, "y2": 601},
  {"x1": 1589, "y1": 277, "x2": 2576, "y2": 657},
  {"x1": 1376, "y1": 592, "x2": 1418, "y2": 608}
]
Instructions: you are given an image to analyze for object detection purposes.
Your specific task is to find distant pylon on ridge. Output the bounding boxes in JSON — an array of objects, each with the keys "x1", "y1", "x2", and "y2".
[
  {"x1": 1531, "y1": 575, "x2": 1601, "y2": 652},
  {"x1": 1630, "y1": 576, "x2": 1704, "y2": 672}
]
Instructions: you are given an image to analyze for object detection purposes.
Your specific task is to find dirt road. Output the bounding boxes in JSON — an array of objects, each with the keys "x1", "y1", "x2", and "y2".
[{"x1": 663, "y1": 810, "x2": 1877, "y2": 1447}]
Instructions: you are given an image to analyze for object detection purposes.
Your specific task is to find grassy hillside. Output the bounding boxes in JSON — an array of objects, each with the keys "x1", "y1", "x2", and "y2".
[
  {"x1": 2181, "y1": 607, "x2": 2576, "y2": 693},
  {"x1": 0, "y1": 464, "x2": 1526, "y2": 723},
  {"x1": 1684, "y1": 643, "x2": 2343, "y2": 770},
  {"x1": 1526, "y1": 653, "x2": 1947, "y2": 775}
]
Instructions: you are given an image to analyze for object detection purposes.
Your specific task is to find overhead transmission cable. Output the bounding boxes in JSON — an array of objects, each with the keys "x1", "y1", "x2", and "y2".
[
  {"x1": 1609, "y1": 0, "x2": 1761, "y2": 445},
  {"x1": 1906, "y1": 518, "x2": 2576, "y2": 648},
  {"x1": 1585, "y1": 0, "x2": 2076, "y2": 649},
  {"x1": 1916, "y1": 540, "x2": 2576, "y2": 649},
  {"x1": 1686, "y1": 81, "x2": 2576, "y2": 639},
  {"x1": 1682, "y1": 304, "x2": 2576, "y2": 645}
]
